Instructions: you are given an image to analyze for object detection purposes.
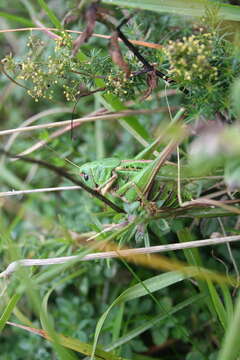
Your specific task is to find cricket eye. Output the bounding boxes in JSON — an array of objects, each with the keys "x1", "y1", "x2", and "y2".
[{"x1": 82, "y1": 172, "x2": 89, "y2": 181}]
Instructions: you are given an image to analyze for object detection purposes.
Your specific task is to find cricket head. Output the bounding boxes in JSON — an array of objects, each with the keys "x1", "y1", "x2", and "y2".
[{"x1": 79, "y1": 158, "x2": 121, "y2": 189}]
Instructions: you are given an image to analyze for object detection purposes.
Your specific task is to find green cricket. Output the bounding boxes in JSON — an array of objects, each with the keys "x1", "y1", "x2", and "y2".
[
  {"x1": 78, "y1": 109, "x2": 189, "y2": 211},
  {"x1": 78, "y1": 140, "x2": 191, "y2": 211},
  {"x1": 79, "y1": 157, "x2": 178, "y2": 206}
]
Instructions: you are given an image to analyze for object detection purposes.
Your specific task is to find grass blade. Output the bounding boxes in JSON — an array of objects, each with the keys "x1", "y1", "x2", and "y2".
[
  {"x1": 0, "y1": 294, "x2": 21, "y2": 332},
  {"x1": 0, "y1": 11, "x2": 34, "y2": 26},
  {"x1": 218, "y1": 293, "x2": 240, "y2": 360},
  {"x1": 7, "y1": 321, "x2": 125, "y2": 360},
  {"x1": 37, "y1": 0, "x2": 62, "y2": 28},
  {"x1": 103, "y1": 0, "x2": 240, "y2": 21},
  {"x1": 91, "y1": 269, "x2": 196, "y2": 359},
  {"x1": 106, "y1": 294, "x2": 205, "y2": 351}
]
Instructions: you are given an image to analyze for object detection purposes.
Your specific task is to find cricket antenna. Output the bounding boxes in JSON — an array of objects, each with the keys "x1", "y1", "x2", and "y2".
[{"x1": 71, "y1": 96, "x2": 81, "y2": 140}]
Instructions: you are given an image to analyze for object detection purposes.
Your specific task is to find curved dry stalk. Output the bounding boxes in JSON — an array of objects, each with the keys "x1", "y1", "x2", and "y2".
[
  {"x1": 1, "y1": 107, "x2": 72, "y2": 162},
  {"x1": 0, "y1": 186, "x2": 81, "y2": 197},
  {"x1": 12, "y1": 108, "x2": 108, "y2": 158},
  {"x1": 181, "y1": 198, "x2": 240, "y2": 215},
  {"x1": 0, "y1": 108, "x2": 163, "y2": 136},
  {"x1": 1, "y1": 235, "x2": 240, "y2": 278},
  {"x1": 0, "y1": 27, "x2": 163, "y2": 50}
]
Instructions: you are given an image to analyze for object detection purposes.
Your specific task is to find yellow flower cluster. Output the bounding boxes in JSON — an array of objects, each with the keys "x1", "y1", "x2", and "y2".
[
  {"x1": 105, "y1": 72, "x2": 134, "y2": 99},
  {"x1": 3, "y1": 33, "x2": 73, "y2": 102},
  {"x1": 47, "y1": 57, "x2": 65, "y2": 77},
  {"x1": 54, "y1": 31, "x2": 72, "y2": 52},
  {"x1": 165, "y1": 33, "x2": 218, "y2": 85},
  {"x1": 63, "y1": 80, "x2": 80, "y2": 102}
]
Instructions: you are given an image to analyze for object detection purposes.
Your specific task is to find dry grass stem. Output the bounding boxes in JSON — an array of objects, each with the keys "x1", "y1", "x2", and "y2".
[
  {"x1": 0, "y1": 109, "x2": 163, "y2": 136},
  {"x1": 0, "y1": 27, "x2": 163, "y2": 49},
  {"x1": 0, "y1": 186, "x2": 81, "y2": 198},
  {"x1": 1, "y1": 235, "x2": 240, "y2": 278}
]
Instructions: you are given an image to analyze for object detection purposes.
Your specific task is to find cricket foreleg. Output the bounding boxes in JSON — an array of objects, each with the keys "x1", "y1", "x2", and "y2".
[{"x1": 98, "y1": 172, "x2": 118, "y2": 195}]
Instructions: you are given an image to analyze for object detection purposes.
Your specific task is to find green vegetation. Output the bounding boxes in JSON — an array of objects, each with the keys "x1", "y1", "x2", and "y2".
[{"x1": 1, "y1": 1, "x2": 240, "y2": 359}]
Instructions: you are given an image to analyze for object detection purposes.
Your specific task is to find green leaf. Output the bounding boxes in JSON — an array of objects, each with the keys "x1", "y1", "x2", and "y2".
[
  {"x1": 220, "y1": 284, "x2": 234, "y2": 323},
  {"x1": 95, "y1": 80, "x2": 151, "y2": 146},
  {"x1": 177, "y1": 228, "x2": 203, "y2": 267},
  {"x1": 7, "y1": 321, "x2": 126, "y2": 360},
  {"x1": 218, "y1": 293, "x2": 240, "y2": 360},
  {"x1": 106, "y1": 294, "x2": 205, "y2": 351},
  {"x1": 91, "y1": 270, "x2": 196, "y2": 359},
  {"x1": 37, "y1": 0, "x2": 62, "y2": 28},
  {"x1": 112, "y1": 303, "x2": 124, "y2": 344},
  {"x1": 177, "y1": 228, "x2": 226, "y2": 323},
  {"x1": 103, "y1": 0, "x2": 240, "y2": 21},
  {"x1": 0, "y1": 11, "x2": 34, "y2": 26},
  {"x1": 0, "y1": 294, "x2": 21, "y2": 332},
  {"x1": 207, "y1": 279, "x2": 228, "y2": 330},
  {"x1": 231, "y1": 78, "x2": 240, "y2": 117},
  {"x1": 224, "y1": 158, "x2": 240, "y2": 189},
  {"x1": 0, "y1": 164, "x2": 27, "y2": 189}
]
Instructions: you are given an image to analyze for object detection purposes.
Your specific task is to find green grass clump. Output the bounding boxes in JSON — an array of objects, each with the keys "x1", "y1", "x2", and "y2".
[{"x1": 1, "y1": 1, "x2": 240, "y2": 360}]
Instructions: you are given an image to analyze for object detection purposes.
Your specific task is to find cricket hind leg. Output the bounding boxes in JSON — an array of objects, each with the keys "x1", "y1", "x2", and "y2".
[
  {"x1": 121, "y1": 181, "x2": 160, "y2": 215},
  {"x1": 149, "y1": 181, "x2": 179, "y2": 209}
]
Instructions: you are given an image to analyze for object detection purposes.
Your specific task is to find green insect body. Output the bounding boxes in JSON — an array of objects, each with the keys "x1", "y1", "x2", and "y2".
[{"x1": 79, "y1": 157, "x2": 189, "y2": 208}]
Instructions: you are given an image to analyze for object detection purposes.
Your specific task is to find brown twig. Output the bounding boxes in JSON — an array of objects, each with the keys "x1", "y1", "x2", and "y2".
[{"x1": 0, "y1": 150, "x2": 124, "y2": 213}]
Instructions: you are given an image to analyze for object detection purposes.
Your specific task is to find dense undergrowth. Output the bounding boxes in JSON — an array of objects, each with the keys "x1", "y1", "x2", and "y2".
[{"x1": 1, "y1": 1, "x2": 240, "y2": 359}]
